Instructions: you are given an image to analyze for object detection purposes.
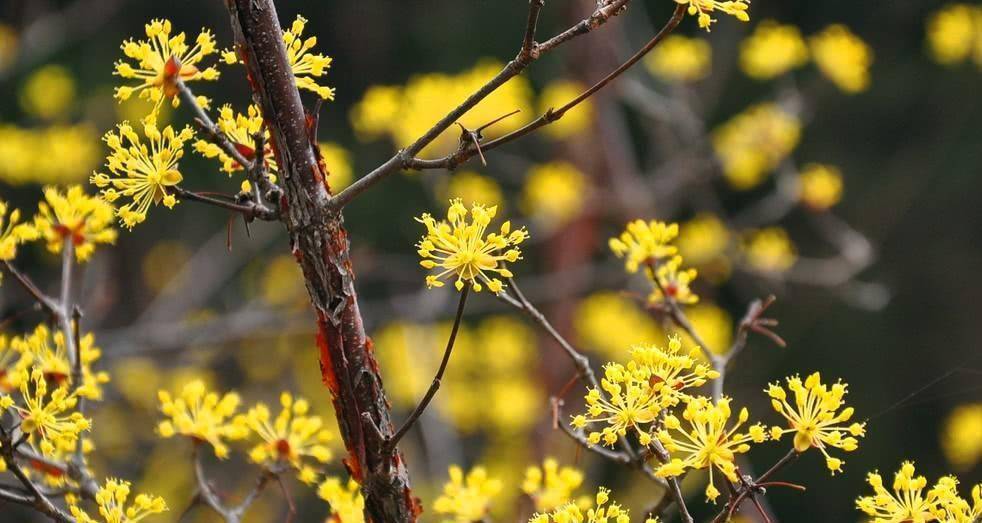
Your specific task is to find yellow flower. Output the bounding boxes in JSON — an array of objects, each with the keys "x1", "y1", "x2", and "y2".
[
  {"x1": 646, "y1": 255, "x2": 699, "y2": 305},
  {"x1": 319, "y1": 142, "x2": 353, "y2": 191},
  {"x1": 0, "y1": 124, "x2": 100, "y2": 186},
  {"x1": 70, "y1": 478, "x2": 168, "y2": 523},
  {"x1": 156, "y1": 380, "x2": 245, "y2": 458},
  {"x1": 34, "y1": 185, "x2": 117, "y2": 262},
  {"x1": 114, "y1": 19, "x2": 219, "y2": 117},
  {"x1": 855, "y1": 462, "x2": 962, "y2": 523},
  {"x1": 242, "y1": 392, "x2": 334, "y2": 483},
  {"x1": 416, "y1": 199, "x2": 528, "y2": 293},
  {"x1": 742, "y1": 227, "x2": 797, "y2": 274},
  {"x1": 941, "y1": 403, "x2": 982, "y2": 470},
  {"x1": 926, "y1": 4, "x2": 982, "y2": 66},
  {"x1": 574, "y1": 292, "x2": 664, "y2": 359},
  {"x1": 767, "y1": 372, "x2": 865, "y2": 474},
  {"x1": 810, "y1": 25, "x2": 873, "y2": 94},
  {"x1": 530, "y1": 487, "x2": 634, "y2": 523},
  {"x1": 11, "y1": 323, "x2": 110, "y2": 400},
  {"x1": 676, "y1": 214, "x2": 730, "y2": 279},
  {"x1": 282, "y1": 16, "x2": 335, "y2": 100},
  {"x1": 645, "y1": 35, "x2": 712, "y2": 82},
  {"x1": 1, "y1": 368, "x2": 90, "y2": 456},
  {"x1": 673, "y1": 303, "x2": 732, "y2": 356},
  {"x1": 91, "y1": 122, "x2": 194, "y2": 229},
  {"x1": 318, "y1": 477, "x2": 364, "y2": 523},
  {"x1": 0, "y1": 199, "x2": 38, "y2": 263},
  {"x1": 522, "y1": 162, "x2": 587, "y2": 230},
  {"x1": 654, "y1": 397, "x2": 766, "y2": 503},
  {"x1": 739, "y1": 21, "x2": 809, "y2": 79},
  {"x1": 444, "y1": 171, "x2": 505, "y2": 210},
  {"x1": 349, "y1": 85, "x2": 402, "y2": 140},
  {"x1": 538, "y1": 80, "x2": 593, "y2": 139},
  {"x1": 609, "y1": 219, "x2": 679, "y2": 273},
  {"x1": 712, "y1": 103, "x2": 801, "y2": 190},
  {"x1": 629, "y1": 335, "x2": 719, "y2": 405},
  {"x1": 433, "y1": 465, "x2": 502, "y2": 523},
  {"x1": 194, "y1": 104, "x2": 274, "y2": 175},
  {"x1": 19, "y1": 65, "x2": 76, "y2": 120},
  {"x1": 522, "y1": 458, "x2": 585, "y2": 513},
  {"x1": 676, "y1": 0, "x2": 750, "y2": 31},
  {"x1": 798, "y1": 163, "x2": 844, "y2": 211}
]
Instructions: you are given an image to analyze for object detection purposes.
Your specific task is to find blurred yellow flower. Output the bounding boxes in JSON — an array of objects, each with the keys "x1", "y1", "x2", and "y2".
[
  {"x1": 242, "y1": 392, "x2": 334, "y2": 484},
  {"x1": 444, "y1": 171, "x2": 505, "y2": 210},
  {"x1": 538, "y1": 80, "x2": 593, "y2": 139},
  {"x1": 318, "y1": 477, "x2": 364, "y2": 523},
  {"x1": 141, "y1": 241, "x2": 191, "y2": 294},
  {"x1": 522, "y1": 162, "x2": 587, "y2": 230},
  {"x1": 70, "y1": 478, "x2": 168, "y2": 523},
  {"x1": 674, "y1": 302, "x2": 732, "y2": 356},
  {"x1": 258, "y1": 255, "x2": 306, "y2": 307},
  {"x1": 416, "y1": 199, "x2": 527, "y2": 293},
  {"x1": 712, "y1": 103, "x2": 801, "y2": 190},
  {"x1": 91, "y1": 122, "x2": 194, "y2": 229},
  {"x1": 941, "y1": 403, "x2": 982, "y2": 470},
  {"x1": 530, "y1": 487, "x2": 637, "y2": 523},
  {"x1": 767, "y1": 373, "x2": 865, "y2": 474},
  {"x1": 34, "y1": 185, "x2": 117, "y2": 262},
  {"x1": 1, "y1": 368, "x2": 90, "y2": 456},
  {"x1": 114, "y1": 19, "x2": 219, "y2": 118},
  {"x1": 574, "y1": 292, "x2": 664, "y2": 359},
  {"x1": 742, "y1": 227, "x2": 797, "y2": 274},
  {"x1": 0, "y1": 199, "x2": 38, "y2": 265},
  {"x1": 739, "y1": 21, "x2": 809, "y2": 79},
  {"x1": 810, "y1": 25, "x2": 873, "y2": 94},
  {"x1": 676, "y1": 0, "x2": 750, "y2": 31},
  {"x1": 676, "y1": 213, "x2": 730, "y2": 279},
  {"x1": 0, "y1": 124, "x2": 100, "y2": 185},
  {"x1": 434, "y1": 465, "x2": 502, "y2": 523},
  {"x1": 609, "y1": 219, "x2": 679, "y2": 273},
  {"x1": 522, "y1": 458, "x2": 586, "y2": 513},
  {"x1": 798, "y1": 163, "x2": 844, "y2": 211},
  {"x1": 645, "y1": 35, "x2": 712, "y2": 82},
  {"x1": 926, "y1": 4, "x2": 982, "y2": 66},
  {"x1": 156, "y1": 380, "x2": 245, "y2": 458},
  {"x1": 350, "y1": 61, "x2": 533, "y2": 155},
  {"x1": 319, "y1": 142, "x2": 353, "y2": 191},
  {"x1": 19, "y1": 65, "x2": 76, "y2": 120},
  {"x1": 655, "y1": 397, "x2": 766, "y2": 502},
  {"x1": 11, "y1": 323, "x2": 110, "y2": 400}
]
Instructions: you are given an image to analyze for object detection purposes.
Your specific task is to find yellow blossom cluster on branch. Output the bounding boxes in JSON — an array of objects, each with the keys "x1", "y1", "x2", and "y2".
[
  {"x1": 70, "y1": 478, "x2": 168, "y2": 523},
  {"x1": 9, "y1": 324, "x2": 110, "y2": 400},
  {"x1": 241, "y1": 392, "x2": 334, "y2": 484},
  {"x1": 675, "y1": 0, "x2": 750, "y2": 31},
  {"x1": 530, "y1": 487, "x2": 652, "y2": 523},
  {"x1": 856, "y1": 461, "x2": 981, "y2": 522},
  {"x1": 34, "y1": 185, "x2": 118, "y2": 262},
  {"x1": 416, "y1": 198, "x2": 528, "y2": 293},
  {"x1": 1, "y1": 369, "x2": 90, "y2": 456}
]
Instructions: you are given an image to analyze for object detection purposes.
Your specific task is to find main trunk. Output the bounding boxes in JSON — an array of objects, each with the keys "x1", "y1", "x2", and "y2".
[{"x1": 225, "y1": 1, "x2": 418, "y2": 520}]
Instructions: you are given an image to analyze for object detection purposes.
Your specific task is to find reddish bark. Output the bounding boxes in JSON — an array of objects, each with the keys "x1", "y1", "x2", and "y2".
[{"x1": 224, "y1": 1, "x2": 418, "y2": 521}]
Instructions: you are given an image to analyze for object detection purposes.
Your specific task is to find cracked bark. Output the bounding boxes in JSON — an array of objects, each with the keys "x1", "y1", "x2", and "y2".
[{"x1": 224, "y1": 1, "x2": 419, "y2": 521}]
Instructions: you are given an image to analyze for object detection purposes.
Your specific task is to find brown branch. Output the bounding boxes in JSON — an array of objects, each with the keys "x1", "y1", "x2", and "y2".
[
  {"x1": 328, "y1": 0, "x2": 641, "y2": 212},
  {"x1": 386, "y1": 287, "x2": 469, "y2": 453},
  {"x1": 2, "y1": 261, "x2": 59, "y2": 315},
  {"x1": 0, "y1": 427, "x2": 74, "y2": 523},
  {"x1": 404, "y1": 3, "x2": 688, "y2": 173},
  {"x1": 173, "y1": 186, "x2": 278, "y2": 221}
]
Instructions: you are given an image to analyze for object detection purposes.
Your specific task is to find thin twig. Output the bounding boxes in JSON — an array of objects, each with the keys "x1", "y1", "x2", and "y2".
[
  {"x1": 175, "y1": 80, "x2": 254, "y2": 172},
  {"x1": 0, "y1": 428, "x2": 74, "y2": 523},
  {"x1": 173, "y1": 186, "x2": 278, "y2": 221},
  {"x1": 2, "y1": 261, "x2": 59, "y2": 315},
  {"x1": 386, "y1": 287, "x2": 469, "y2": 453}
]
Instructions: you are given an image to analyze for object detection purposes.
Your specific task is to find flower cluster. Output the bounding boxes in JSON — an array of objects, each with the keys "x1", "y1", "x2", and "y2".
[
  {"x1": 9, "y1": 324, "x2": 110, "y2": 399},
  {"x1": 241, "y1": 392, "x2": 334, "y2": 484},
  {"x1": 0, "y1": 199, "x2": 38, "y2": 267},
  {"x1": 114, "y1": 19, "x2": 219, "y2": 119},
  {"x1": 70, "y1": 478, "x2": 168, "y2": 523},
  {"x1": 571, "y1": 336, "x2": 719, "y2": 447},
  {"x1": 433, "y1": 465, "x2": 502, "y2": 522},
  {"x1": 809, "y1": 25, "x2": 873, "y2": 94},
  {"x1": 739, "y1": 20, "x2": 809, "y2": 80},
  {"x1": 416, "y1": 199, "x2": 527, "y2": 293},
  {"x1": 798, "y1": 163, "x2": 844, "y2": 211},
  {"x1": 856, "y1": 461, "x2": 981, "y2": 523},
  {"x1": 194, "y1": 104, "x2": 275, "y2": 177},
  {"x1": 0, "y1": 124, "x2": 100, "y2": 185},
  {"x1": 530, "y1": 487, "x2": 650, "y2": 523},
  {"x1": 91, "y1": 122, "x2": 194, "y2": 229},
  {"x1": 609, "y1": 219, "x2": 679, "y2": 273},
  {"x1": 742, "y1": 227, "x2": 797, "y2": 274},
  {"x1": 282, "y1": 16, "x2": 335, "y2": 100},
  {"x1": 927, "y1": 4, "x2": 982, "y2": 67},
  {"x1": 34, "y1": 185, "x2": 117, "y2": 262},
  {"x1": 156, "y1": 380, "x2": 245, "y2": 458},
  {"x1": 767, "y1": 372, "x2": 866, "y2": 474},
  {"x1": 1, "y1": 368, "x2": 90, "y2": 456},
  {"x1": 521, "y1": 162, "x2": 588, "y2": 230},
  {"x1": 654, "y1": 397, "x2": 767, "y2": 502},
  {"x1": 318, "y1": 477, "x2": 365, "y2": 523},
  {"x1": 676, "y1": 0, "x2": 750, "y2": 31}
]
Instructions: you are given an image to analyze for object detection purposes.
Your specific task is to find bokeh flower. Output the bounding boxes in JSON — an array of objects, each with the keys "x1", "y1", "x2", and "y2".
[
  {"x1": 522, "y1": 458, "x2": 586, "y2": 513},
  {"x1": 416, "y1": 199, "x2": 527, "y2": 293},
  {"x1": 645, "y1": 35, "x2": 712, "y2": 82},
  {"x1": 318, "y1": 477, "x2": 364, "y2": 523},
  {"x1": 433, "y1": 465, "x2": 502, "y2": 523},
  {"x1": 798, "y1": 163, "x2": 844, "y2": 211},
  {"x1": 0, "y1": 199, "x2": 38, "y2": 265},
  {"x1": 712, "y1": 103, "x2": 801, "y2": 190},
  {"x1": 522, "y1": 162, "x2": 587, "y2": 230},
  {"x1": 810, "y1": 25, "x2": 873, "y2": 93},
  {"x1": 538, "y1": 80, "x2": 593, "y2": 139},
  {"x1": 34, "y1": 185, "x2": 117, "y2": 262},
  {"x1": 739, "y1": 21, "x2": 809, "y2": 79},
  {"x1": 742, "y1": 227, "x2": 797, "y2": 274},
  {"x1": 941, "y1": 403, "x2": 982, "y2": 470},
  {"x1": 926, "y1": 4, "x2": 982, "y2": 67}
]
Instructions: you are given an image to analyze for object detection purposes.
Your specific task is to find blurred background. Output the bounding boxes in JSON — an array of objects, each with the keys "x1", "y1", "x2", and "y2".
[{"x1": 1, "y1": 0, "x2": 980, "y2": 521}]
